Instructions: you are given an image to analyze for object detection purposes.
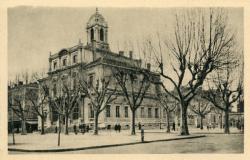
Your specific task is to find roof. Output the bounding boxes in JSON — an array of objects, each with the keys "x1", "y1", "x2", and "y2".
[{"x1": 87, "y1": 8, "x2": 108, "y2": 28}]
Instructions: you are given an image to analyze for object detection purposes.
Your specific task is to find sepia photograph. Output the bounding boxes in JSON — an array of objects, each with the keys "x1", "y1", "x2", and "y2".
[{"x1": 6, "y1": 6, "x2": 244, "y2": 155}]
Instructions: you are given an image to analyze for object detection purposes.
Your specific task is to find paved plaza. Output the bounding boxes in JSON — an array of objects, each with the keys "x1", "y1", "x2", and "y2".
[
  {"x1": 66, "y1": 133, "x2": 243, "y2": 154},
  {"x1": 8, "y1": 127, "x2": 243, "y2": 153}
]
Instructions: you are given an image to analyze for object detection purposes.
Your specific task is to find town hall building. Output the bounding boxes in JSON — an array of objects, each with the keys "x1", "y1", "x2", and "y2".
[{"x1": 38, "y1": 9, "x2": 164, "y2": 131}]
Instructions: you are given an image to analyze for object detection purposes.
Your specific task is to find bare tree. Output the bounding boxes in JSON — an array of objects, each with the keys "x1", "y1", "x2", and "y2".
[
  {"x1": 79, "y1": 76, "x2": 117, "y2": 135},
  {"x1": 48, "y1": 77, "x2": 81, "y2": 136},
  {"x1": 190, "y1": 100, "x2": 211, "y2": 130},
  {"x1": 62, "y1": 82, "x2": 81, "y2": 135},
  {"x1": 8, "y1": 90, "x2": 29, "y2": 135},
  {"x1": 26, "y1": 84, "x2": 50, "y2": 135},
  {"x1": 203, "y1": 67, "x2": 242, "y2": 134},
  {"x1": 151, "y1": 9, "x2": 237, "y2": 135},
  {"x1": 48, "y1": 95, "x2": 64, "y2": 146},
  {"x1": 157, "y1": 94, "x2": 176, "y2": 133},
  {"x1": 113, "y1": 68, "x2": 151, "y2": 135}
]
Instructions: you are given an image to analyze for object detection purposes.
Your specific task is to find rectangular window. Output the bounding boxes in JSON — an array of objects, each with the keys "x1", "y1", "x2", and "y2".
[
  {"x1": 124, "y1": 106, "x2": 129, "y2": 118},
  {"x1": 163, "y1": 109, "x2": 166, "y2": 118},
  {"x1": 148, "y1": 108, "x2": 152, "y2": 118},
  {"x1": 116, "y1": 106, "x2": 120, "y2": 118},
  {"x1": 53, "y1": 83, "x2": 57, "y2": 97},
  {"x1": 155, "y1": 108, "x2": 159, "y2": 118},
  {"x1": 106, "y1": 105, "x2": 111, "y2": 118},
  {"x1": 73, "y1": 103, "x2": 79, "y2": 120},
  {"x1": 141, "y1": 107, "x2": 145, "y2": 118},
  {"x1": 89, "y1": 104, "x2": 94, "y2": 118},
  {"x1": 71, "y1": 78, "x2": 76, "y2": 90}
]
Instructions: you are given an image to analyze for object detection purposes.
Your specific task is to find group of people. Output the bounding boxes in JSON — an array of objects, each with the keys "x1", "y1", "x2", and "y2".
[
  {"x1": 73, "y1": 124, "x2": 90, "y2": 134},
  {"x1": 54, "y1": 124, "x2": 90, "y2": 135},
  {"x1": 114, "y1": 124, "x2": 121, "y2": 132},
  {"x1": 236, "y1": 121, "x2": 244, "y2": 132}
]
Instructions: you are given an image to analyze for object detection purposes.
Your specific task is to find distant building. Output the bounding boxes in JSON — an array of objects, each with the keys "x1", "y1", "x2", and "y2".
[{"x1": 8, "y1": 82, "x2": 39, "y2": 133}]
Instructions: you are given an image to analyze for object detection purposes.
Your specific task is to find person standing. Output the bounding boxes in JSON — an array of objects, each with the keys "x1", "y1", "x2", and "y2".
[
  {"x1": 172, "y1": 122, "x2": 175, "y2": 131},
  {"x1": 138, "y1": 122, "x2": 141, "y2": 130},
  {"x1": 73, "y1": 124, "x2": 77, "y2": 135},
  {"x1": 118, "y1": 124, "x2": 121, "y2": 133}
]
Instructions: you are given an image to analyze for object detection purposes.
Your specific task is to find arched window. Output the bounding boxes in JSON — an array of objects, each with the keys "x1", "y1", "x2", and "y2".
[
  {"x1": 100, "y1": 28, "x2": 104, "y2": 41},
  {"x1": 73, "y1": 55, "x2": 77, "y2": 63},
  {"x1": 90, "y1": 28, "x2": 94, "y2": 41},
  {"x1": 63, "y1": 59, "x2": 67, "y2": 66}
]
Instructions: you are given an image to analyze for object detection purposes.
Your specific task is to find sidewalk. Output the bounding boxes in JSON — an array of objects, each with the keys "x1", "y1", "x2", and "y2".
[
  {"x1": 143, "y1": 127, "x2": 243, "y2": 134},
  {"x1": 8, "y1": 130, "x2": 205, "y2": 152}
]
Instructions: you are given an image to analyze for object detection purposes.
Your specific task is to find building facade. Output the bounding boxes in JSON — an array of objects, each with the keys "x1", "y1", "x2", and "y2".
[
  {"x1": 39, "y1": 9, "x2": 164, "y2": 131},
  {"x1": 8, "y1": 82, "x2": 39, "y2": 133}
]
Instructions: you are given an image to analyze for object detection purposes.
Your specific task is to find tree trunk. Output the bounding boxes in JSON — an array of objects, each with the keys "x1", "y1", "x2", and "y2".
[
  {"x1": 21, "y1": 119, "x2": 27, "y2": 135},
  {"x1": 65, "y1": 115, "x2": 69, "y2": 135},
  {"x1": 94, "y1": 112, "x2": 99, "y2": 135},
  {"x1": 200, "y1": 116, "x2": 203, "y2": 130},
  {"x1": 41, "y1": 117, "x2": 45, "y2": 135},
  {"x1": 224, "y1": 110, "x2": 230, "y2": 134},
  {"x1": 180, "y1": 104, "x2": 189, "y2": 135},
  {"x1": 166, "y1": 111, "x2": 170, "y2": 133},
  {"x1": 131, "y1": 110, "x2": 136, "y2": 135}
]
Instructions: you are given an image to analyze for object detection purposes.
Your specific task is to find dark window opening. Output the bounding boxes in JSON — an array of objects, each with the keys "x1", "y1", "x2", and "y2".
[
  {"x1": 88, "y1": 75, "x2": 94, "y2": 87},
  {"x1": 73, "y1": 103, "x2": 79, "y2": 120},
  {"x1": 53, "y1": 83, "x2": 57, "y2": 97},
  {"x1": 106, "y1": 105, "x2": 111, "y2": 117},
  {"x1": 73, "y1": 55, "x2": 77, "y2": 63},
  {"x1": 90, "y1": 28, "x2": 94, "y2": 41},
  {"x1": 53, "y1": 62, "x2": 57, "y2": 70},
  {"x1": 116, "y1": 106, "x2": 120, "y2": 118},
  {"x1": 89, "y1": 104, "x2": 94, "y2": 118},
  {"x1": 125, "y1": 106, "x2": 129, "y2": 118},
  {"x1": 155, "y1": 108, "x2": 159, "y2": 118},
  {"x1": 100, "y1": 28, "x2": 104, "y2": 41},
  {"x1": 148, "y1": 108, "x2": 152, "y2": 118},
  {"x1": 63, "y1": 59, "x2": 67, "y2": 66}
]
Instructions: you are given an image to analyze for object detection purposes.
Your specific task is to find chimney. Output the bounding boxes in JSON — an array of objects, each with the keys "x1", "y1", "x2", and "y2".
[
  {"x1": 129, "y1": 51, "x2": 133, "y2": 59},
  {"x1": 119, "y1": 51, "x2": 124, "y2": 56},
  {"x1": 146, "y1": 63, "x2": 151, "y2": 70}
]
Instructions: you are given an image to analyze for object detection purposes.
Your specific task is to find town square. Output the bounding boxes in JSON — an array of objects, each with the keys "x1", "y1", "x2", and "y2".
[{"x1": 7, "y1": 7, "x2": 244, "y2": 154}]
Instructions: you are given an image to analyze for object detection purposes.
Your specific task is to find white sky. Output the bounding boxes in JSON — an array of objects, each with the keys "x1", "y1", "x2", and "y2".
[{"x1": 8, "y1": 7, "x2": 243, "y2": 83}]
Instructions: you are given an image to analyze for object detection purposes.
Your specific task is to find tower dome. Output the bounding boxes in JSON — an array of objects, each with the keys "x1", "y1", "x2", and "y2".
[{"x1": 87, "y1": 8, "x2": 108, "y2": 28}]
